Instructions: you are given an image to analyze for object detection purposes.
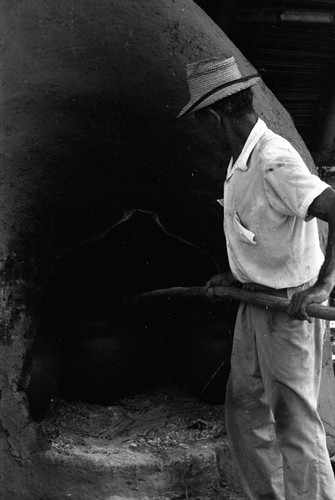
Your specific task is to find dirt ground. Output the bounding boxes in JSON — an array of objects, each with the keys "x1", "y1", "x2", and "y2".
[{"x1": 40, "y1": 384, "x2": 243, "y2": 499}]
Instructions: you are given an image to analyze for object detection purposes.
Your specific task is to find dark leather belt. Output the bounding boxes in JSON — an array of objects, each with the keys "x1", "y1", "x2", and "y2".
[{"x1": 243, "y1": 282, "x2": 289, "y2": 298}]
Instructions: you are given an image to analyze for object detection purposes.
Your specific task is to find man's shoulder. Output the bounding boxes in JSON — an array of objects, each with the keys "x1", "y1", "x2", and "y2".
[{"x1": 256, "y1": 128, "x2": 302, "y2": 162}]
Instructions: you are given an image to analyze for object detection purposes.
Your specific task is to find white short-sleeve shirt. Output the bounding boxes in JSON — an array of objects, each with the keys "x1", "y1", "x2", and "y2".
[{"x1": 222, "y1": 118, "x2": 328, "y2": 289}]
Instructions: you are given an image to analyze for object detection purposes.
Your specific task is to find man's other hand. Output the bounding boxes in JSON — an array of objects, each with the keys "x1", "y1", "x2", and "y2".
[
  {"x1": 205, "y1": 271, "x2": 238, "y2": 302},
  {"x1": 287, "y1": 284, "x2": 330, "y2": 322}
]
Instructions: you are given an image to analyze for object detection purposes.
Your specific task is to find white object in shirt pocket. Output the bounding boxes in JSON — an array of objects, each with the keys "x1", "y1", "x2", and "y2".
[{"x1": 233, "y1": 211, "x2": 257, "y2": 245}]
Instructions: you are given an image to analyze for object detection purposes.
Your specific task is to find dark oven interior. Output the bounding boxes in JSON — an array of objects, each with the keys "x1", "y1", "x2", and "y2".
[{"x1": 26, "y1": 211, "x2": 237, "y2": 422}]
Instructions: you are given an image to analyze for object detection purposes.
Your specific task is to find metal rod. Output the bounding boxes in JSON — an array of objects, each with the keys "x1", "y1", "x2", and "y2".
[{"x1": 199, "y1": 359, "x2": 226, "y2": 396}]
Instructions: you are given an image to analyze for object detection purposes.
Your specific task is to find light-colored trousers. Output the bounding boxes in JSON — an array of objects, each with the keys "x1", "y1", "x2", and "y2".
[{"x1": 225, "y1": 288, "x2": 335, "y2": 499}]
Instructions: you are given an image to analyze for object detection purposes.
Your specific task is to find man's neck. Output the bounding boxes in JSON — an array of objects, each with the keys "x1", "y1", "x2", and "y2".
[{"x1": 221, "y1": 113, "x2": 258, "y2": 163}]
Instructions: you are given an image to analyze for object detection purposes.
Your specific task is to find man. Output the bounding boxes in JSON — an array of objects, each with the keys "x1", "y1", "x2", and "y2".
[{"x1": 178, "y1": 56, "x2": 335, "y2": 499}]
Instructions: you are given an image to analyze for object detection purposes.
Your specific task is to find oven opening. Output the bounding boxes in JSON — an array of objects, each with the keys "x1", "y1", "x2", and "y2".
[{"x1": 26, "y1": 211, "x2": 236, "y2": 425}]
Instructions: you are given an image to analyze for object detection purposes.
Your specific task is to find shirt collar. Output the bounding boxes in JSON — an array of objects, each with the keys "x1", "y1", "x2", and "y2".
[{"x1": 226, "y1": 118, "x2": 268, "y2": 180}]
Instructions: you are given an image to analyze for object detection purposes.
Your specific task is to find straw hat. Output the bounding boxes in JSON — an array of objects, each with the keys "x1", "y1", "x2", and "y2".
[{"x1": 177, "y1": 56, "x2": 260, "y2": 117}]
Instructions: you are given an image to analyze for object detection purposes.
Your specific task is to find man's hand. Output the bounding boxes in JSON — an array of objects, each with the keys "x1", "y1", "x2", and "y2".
[
  {"x1": 205, "y1": 271, "x2": 239, "y2": 302},
  {"x1": 287, "y1": 284, "x2": 331, "y2": 322}
]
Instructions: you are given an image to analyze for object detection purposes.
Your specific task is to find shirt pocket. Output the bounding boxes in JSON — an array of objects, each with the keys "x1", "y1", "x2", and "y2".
[{"x1": 233, "y1": 210, "x2": 257, "y2": 245}]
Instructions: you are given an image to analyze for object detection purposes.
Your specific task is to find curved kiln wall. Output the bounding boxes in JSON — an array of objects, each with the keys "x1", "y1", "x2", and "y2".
[{"x1": 0, "y1": 0, "x2": 334, "y2": 498}]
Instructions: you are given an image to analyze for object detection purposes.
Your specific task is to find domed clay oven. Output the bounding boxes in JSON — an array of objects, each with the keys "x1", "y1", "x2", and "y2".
[{"x1": 1, "y1": 0, "x2": 335, "y2": 498}]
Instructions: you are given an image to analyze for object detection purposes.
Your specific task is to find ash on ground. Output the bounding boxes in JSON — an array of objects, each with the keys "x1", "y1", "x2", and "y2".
[{"x1": 41, "y1": 385, "x2": 226, "y2": 454}]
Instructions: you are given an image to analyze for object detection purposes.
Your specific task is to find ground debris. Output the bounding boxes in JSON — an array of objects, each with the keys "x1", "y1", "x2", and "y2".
[
  {"x1": 41, "y1": 385, "x2": 226, "y2": 454},
  {"x1": 38, "y1": 387, "x2": 244, "y2": 499}
]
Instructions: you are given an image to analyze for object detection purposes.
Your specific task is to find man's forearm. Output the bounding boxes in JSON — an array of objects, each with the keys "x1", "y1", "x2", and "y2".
[
  {"x1": 287, "y1": 188, "x2": 335, "y2": 321},
  {"x1": 309, "y1": 187, "x2": 335, "y2": 295},
  {"x1": 316, "y1": 218, "x2": 335, "y2": 294}
]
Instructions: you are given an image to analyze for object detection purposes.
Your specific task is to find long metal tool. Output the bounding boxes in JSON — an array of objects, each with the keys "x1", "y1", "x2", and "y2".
[{"x1": 125, "y1": 285, "x2": 335, "y2": 321}]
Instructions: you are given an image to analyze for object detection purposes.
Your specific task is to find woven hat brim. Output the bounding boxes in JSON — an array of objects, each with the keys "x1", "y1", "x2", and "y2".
[{"x1": 177, "y1": 75, "x2": 260, "y2": 118}]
